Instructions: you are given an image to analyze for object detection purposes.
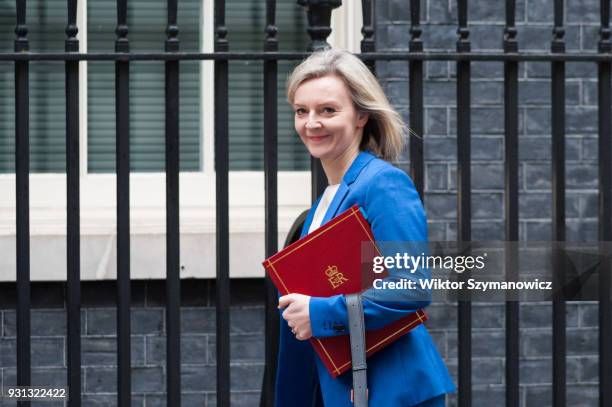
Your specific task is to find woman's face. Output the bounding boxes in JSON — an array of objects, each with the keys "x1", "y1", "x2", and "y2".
[{"x1": 292, "y1": 74, "x2": 368, "y2": 164}]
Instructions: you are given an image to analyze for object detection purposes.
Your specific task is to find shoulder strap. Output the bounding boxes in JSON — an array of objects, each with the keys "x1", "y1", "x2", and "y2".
[{"x1": 346, "y1": 293, "x2": 368, "y2": 406}]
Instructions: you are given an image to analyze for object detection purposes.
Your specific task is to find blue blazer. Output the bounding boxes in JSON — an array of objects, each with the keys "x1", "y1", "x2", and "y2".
[{"x1": 275, "y1": 151, "x2": 455, "y2": 407}]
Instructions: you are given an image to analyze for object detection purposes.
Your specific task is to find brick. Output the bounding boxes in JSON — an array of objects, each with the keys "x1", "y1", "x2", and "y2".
[
  {"x1": 472, "y1": 137, "x2": 503, "y2": 161},
  {"x1": 472, "y1": 358, "x2": 503, "y2": 385},
  {"x1": 3, "y1": 309, "x2": 82, "y2": 337},
  {"x1": 426, "y1": 61, "x2": 449, "y2": 79},
  {"x1": 385, "y1": 24, "x2": 411, "y2": 51},
  {"x1": 525, "y1": 385, "x2": 552, "y2": 406},
  {"x1": 208, "y1": 334, "x2": 264, "y2": 364},
  {"x1": 145, "y1": 335, "x2": 208, "y2": 365},
  {"x1": 567, "y1": 107, "x2": 598, "y2": 133},
  {"x1": 472, "y1": 193, "x2": 503, "y2": 220},
  {"x1": 181, "y1": 308, "x2": 216, "y2": 334},
  {"x1": 472, "y1": 107, "x2": 505, "y2": 134},
  {"x1": 3, "y1": 367, "x2": 72, "y2": 388},
  {"x1": 82, "y1": 336, "x2": 145, "y2": 366},
  {"x1": 567, "y1": 0, "x2": 599, "y2": 23},
  {"x1": 566, "y1": 164, "x2": 598, "y2": 189},
  {"x1": 524, "y1": 221, "x2": 551, "y2": 240},
  {"x1": 579, "y1": 303, "x2": 598, "y2": 327},
  {"x1": 425, "y1": 193, "x2": 456, "y2": 220},
  {"x1": 384, "y1": 79, "x2": 409, "y2": 106},
  {"x1": 469, "y1": 25, "x2": 504, "y2": 51},
  {"x1": 230, "y1": 364, "x2": 264, "y2": 391},
  {"x1": 582, "y1": 137, "x2": 597, "y2": 161},
  {"x1": 424, "y1": 81, "x2": 455, "y2": 106},
  {"x1": 85, "y1": 366, "x2": 164, "y2": 393},
  {"x1": 427, "y1": 0, "x2": 453, "y2": 24},
  {"x1": 566, "y1": 219, "x2": 598, "y2": 241},
  {"x1": 206, "y1": 391, "x2": 261, "y2": 407},
  {"x1": 472, "y1": 304, "x2": 504, "y2": 329},
  {"x1": 567, "y1": 384, "x2": 599, "y2": 406},
  {"x1": 472, "y1": 164, "x2": 503, "y2": 190},
  {"x1": 457, "y1": 330, "x2": 505, "y2": 358},
  {"x1": 425, "y1": 304, "x2": 457, "y2": 330},
  {"x1": 520, "y1": 303, "x2": 579, "y2": 329},
  {"x1": 524, "y1": 107, "x2": 550, "y2": 134},
  {"x1": 425, "y1": 137, "x2": 455, "y2": 161},
  {"x1": 524, "y1": 163, "x2": 551, "y2": 190},
  {"x1": 425, "y1": 163, "x2": 448, "y2": 191},
  {"x1": 526, "y1": 0, "x2": 552, "y2": 22},
  {"x1": 144, "y1": 393, "x2": 207, "y2": 407},
  {"x1": 88, "y1": 307, "x2": 165, "y2": 336},
  {"x1": 81, "y1": 394, "x2": 144, "y2": 407},
  {"x1": 473, "y1": 220, "x2": 505, "y2": 241},
  {"x1": 576, "y1": 356, "x2": 599, "y2": 383},
  {"x1": 519, "y1": 81, "x2": 580, "y2": 106},
  {"x1": 425, "y1": 108, "x2": 448, "y2": 135},
  {"x1": 520, "y1": 357, "x2": 552, "y2": 384},
  {"x1": 520, "y1": 193, "x2": 552, "y2": 219},
  {"x1": 180, "y1": 365, "x2": 216, "y2": 392},
  {"x1": 521, "y1": 329, "x2": 552, "y2": 357},
  {"x1": 427, "y1": 221, "x2": 447, "y2": 241},
  {"x1": 472, "y1": 384, "x2": 506, "y2": 405},
  {"x1": 388, "y1": 0, "x2": 414, "y2": 22},
  {"x1": 567, "y1": 328, "x2": 598, "y2": 356},
  {"x1": 230, "y1": 307, "x2": 264, "y2": 334},
  {"x1": 421, "y1": 25, "x2": 455, "y2": 50},
  {"x1": 581, "y1": 80, "x2": 597, "y2": 106}
]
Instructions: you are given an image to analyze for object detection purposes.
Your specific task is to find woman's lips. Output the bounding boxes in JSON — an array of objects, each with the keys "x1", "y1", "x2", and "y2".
[{"x1": 308, "y1": 134, "x2": 329, "y2": 142}]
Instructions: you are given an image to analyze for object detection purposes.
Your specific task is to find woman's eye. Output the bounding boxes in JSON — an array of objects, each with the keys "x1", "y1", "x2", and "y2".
[
  {"x1": 295, "y1": 108, "x2": 306, "y2": 115},
  {"x1": 323, "y1": 107, "x2": 336, "y2": 114}
]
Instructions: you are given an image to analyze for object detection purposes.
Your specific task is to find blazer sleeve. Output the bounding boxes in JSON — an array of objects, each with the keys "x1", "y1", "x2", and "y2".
[{"x1": 309, "y1": 166, "x2": 431, "y2": 338}]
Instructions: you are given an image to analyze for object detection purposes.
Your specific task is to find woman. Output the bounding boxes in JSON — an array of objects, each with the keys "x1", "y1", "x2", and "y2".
[{"x1": 275, "y1": 49, "x2": 455, "y2": 407}]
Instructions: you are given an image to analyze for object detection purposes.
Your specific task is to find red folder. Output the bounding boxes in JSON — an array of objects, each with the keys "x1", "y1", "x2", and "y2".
[{"x1": 263, "y1": 205, "x2": 427, "y2": 378}]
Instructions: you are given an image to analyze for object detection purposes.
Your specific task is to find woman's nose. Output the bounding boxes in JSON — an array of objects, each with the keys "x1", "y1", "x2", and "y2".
[{"x1": 305, "y1": 113, "x2": 322, "y2": 129}]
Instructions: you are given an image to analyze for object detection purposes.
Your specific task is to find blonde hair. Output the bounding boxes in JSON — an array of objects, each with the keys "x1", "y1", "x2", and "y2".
[{"x1": 286, "y1": 48, "x2": 407, "y2": 161}]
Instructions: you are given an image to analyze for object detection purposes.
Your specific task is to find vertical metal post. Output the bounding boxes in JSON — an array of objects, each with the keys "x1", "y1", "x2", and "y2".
[
  {"x1": 297, "y1": 0, "x2": 342, "y2": 200},
  {"x1": 65, "y1": 0, "x2": 81, "y2": 404},
  {"x1": 261, "y1": 1, "x2": 279, "y2": 406},
  {"x1": 15, "y1": 1, "x2": 31, "y2": 406},
  {"x1": 551, "y1": 1, "x2": 567, "y2": 405},
  {"x1": 165, "y1": 0, "x2": 181, "y2": 405},
  {"x1": 115, "y1": 0, "x2": 131, "y2": 405},
  {"x1": 598, "y1": 1, "x2": 612, "y2": 406},
  {"x1": 360, "y1": 0, "x2": 376, "y2": 73},
  {"x1": 214, "y1": 0, "x2": 231, "y2": 406},
  {"x1": 503, "y1": 1, "x2": 520, "y2": 406},
  {"x1": 409, "y1": 0, "x2": 424, "y2": 200},
  {"x1": 455, "y1": 1, "x2": 472, "y2": 406}
]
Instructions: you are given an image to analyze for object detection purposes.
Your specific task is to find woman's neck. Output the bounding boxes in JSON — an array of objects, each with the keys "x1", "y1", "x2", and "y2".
[{"x1": 321, "y1": 147, "x2": 360, "y2": 185}]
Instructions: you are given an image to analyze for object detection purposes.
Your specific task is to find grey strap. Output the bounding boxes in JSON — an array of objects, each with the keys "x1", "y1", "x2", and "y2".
[{"x1": 346, "y1": 293, "x2": 368, "y2": 406}]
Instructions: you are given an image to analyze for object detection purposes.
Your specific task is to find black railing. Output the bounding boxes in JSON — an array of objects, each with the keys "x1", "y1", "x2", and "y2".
[{"x1": 5, "y1": 0, "x2": 612, "y2": 407}]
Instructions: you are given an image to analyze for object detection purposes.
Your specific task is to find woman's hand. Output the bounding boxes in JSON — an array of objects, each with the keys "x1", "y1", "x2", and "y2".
[{"x1": 278, "y1": 293, "x2": 312, "y2": 340}]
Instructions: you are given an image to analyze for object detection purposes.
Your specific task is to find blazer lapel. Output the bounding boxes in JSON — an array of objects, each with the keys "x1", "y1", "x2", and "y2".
[{"x1": 320, "y1": 150, "x2": 376, "y2": 225}]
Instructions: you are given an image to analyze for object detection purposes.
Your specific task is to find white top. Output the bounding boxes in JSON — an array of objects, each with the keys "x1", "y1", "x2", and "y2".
[{"x1": 308, "y1": 184, "x2": 340, "y2": 234}]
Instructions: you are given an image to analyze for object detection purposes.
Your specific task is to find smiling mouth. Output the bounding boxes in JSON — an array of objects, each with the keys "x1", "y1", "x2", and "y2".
[{"x1": 308, "y1": 134, "x2": 330, "y2": 142}]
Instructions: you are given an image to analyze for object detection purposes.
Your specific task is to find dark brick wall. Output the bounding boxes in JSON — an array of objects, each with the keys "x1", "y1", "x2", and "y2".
[
  {"x1": 0, "y1": 280, "x2": 265, "y2": 407},
  {"x1": 375, "y1": 0, "x2": 602, "y2": 405}
]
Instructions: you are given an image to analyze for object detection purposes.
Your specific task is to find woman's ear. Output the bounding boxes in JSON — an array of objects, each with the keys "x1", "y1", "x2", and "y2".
[{"x1": 357, "y1": 111, "x2": 369, "y2": 129}]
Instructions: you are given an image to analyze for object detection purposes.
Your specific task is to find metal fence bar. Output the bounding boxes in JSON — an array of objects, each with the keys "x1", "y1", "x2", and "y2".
[
  {"x1": 165, "y1": 0, "x2": 182, "y2": 405},
  {"x1": 300, "y1": 0, "x2": 340, "y2": 200},
  {"x1": 361, "y1": 0, "x2": 376, "y2": 73},
  {"x1": 261, "y1": 1, "x2": 279, "y2": 406},
  {"x1": 456, "y1": 1, "x2": 472, "y2": 406},
  {"x1": 551, "y1": 1, "x2": 567, "y2": 406},
  {"x1": 65, "y1": 0, "x2": 81, "y2": 404},
  {"x1": 214, "y1": 0, "x2": 231, "y2": 405},
  {"x1": 409, "y1": 0, "x2": 424, "y2": 200},
  {"x1": 503, "y1": 2, "x2": 520, "y2": 406},
  {"x1": 115, "y1": 0, "x2": 131, "y2": 405},
  {"x1": 15, "y1": 1, "x2": 31, "y2": 405},
  {"x1": 598, "y1": 2, "x2": 612, "y2": 406},
  {"x1": 7, "y1": 51, "x2": 612, "y2": 62}
]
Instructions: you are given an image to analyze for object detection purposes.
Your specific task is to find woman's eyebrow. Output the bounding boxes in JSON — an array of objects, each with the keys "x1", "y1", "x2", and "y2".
[{"x1": 292, "y1": 99, "x2": 341, "y2": 107}]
